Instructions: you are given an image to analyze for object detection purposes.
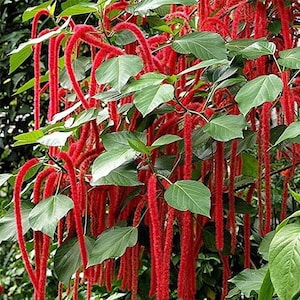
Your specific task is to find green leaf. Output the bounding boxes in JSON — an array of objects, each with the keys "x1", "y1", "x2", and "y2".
[
  {"x1": 225, "y1": 38, "x2": 263, "y2": 56},
  {"x1": 124, "y1": 72, "x2": 167, "y2": 93},
  {"x1": 37, "y1": 132, "x2": 72, "y2": 147},
  {"x1": 241, "y1": 153, "x2": 258, "y2": 178},
  {"x1": 203, "y1": 115, "x2": 246, "y2": 142},
  {"x1": 91, "y1": 148, "x2": 138, "y2": 182},
  {"x1": 22, "y1": 1, "x2": 52, "y2": 21},
  {"x1": 151, "y1": 134, "x2": 182, "y2": 147},
  {"x1": 278, "y1": 47, "x2": 300, "y2": 69},
  {"x1": 54, "y1": 236, "x2": 94, "y2": 285},
  {"x1": 127, "y1": 0, "x2": 196, "y2": 14},
  {"x1": 60, "y1": 56, "x2": 91, "y2": 89},
  {"x1": 60, "y1": 2, "x2": 98, "y2": 16},
  {"x1": 258, "y1": 269, "x2": 274, "y2": 300},
  {"x1": 50, "y1": 101, "x2": 82, "y2": 124},
  {"x1": 134, "y1": 84, "x2": 174, "y2": 117},
  {"x1": 29, "y1": 195, "x2": 74, "y2": 238},
  {"x1": 102, "y1": 131, "x2": 146, "y2": 151},
  {"x1": 127, "y1": 138, "x2": 150, "y2": 155},
  {"x1": 178, "y1": 59, "x2": 230, "y2": 75},
  {"x1": 0, "y1": 202, "x2": 33, "y2": 242},
  {"x1": 215, "y1": 76, "x2": 246, "y2": 89},
  {"x1": 0, "y1": 173, "x2": 13, "y2": 187},
  {"x1": 258, "y1": 231, "x2": 275, "y2": 261},
  {"x1": 14, "y1": 74, "x2": 49, "y2": 95},
  {"x1": 269, "y1": 223, "x2": 300, "y2": 300},
  {"x1": 229, "y1": 267, "x2": 268, "y2": 298},
  {"x1": 276, "y1": 210, "x2": 300, "y2": 232},
  {"x1": 9, "y1": 46, "x2": 32, "y2": 74},
  {"x1": 273, "y1": 121, "x2": 300, "y2": 146},
  {"x1": 239, "y1": 40, "x2": 276, "y2": 59},
  {"x1": 164, "y1": 180, "x2": 211, "y2": 216},
  {"x1": 288, "y1": 185, "x2": 300, "y2": 204},
  {"x1": 172, "y1": 32, "x2": 227, "y2": 60},
  {"x1": 90, "y1": 164, "x2": 142, "y2": 187},
  {"x1": 235, "y1": 74, "x2": 283, "y2": 115},
  {"x1": 96, "y1": 55, "x2": 143, "y2": 92},
  {"x1": 69, "y1": 108, "x2": 98, "y2": 128},
  {"x1": 114, "y1": 30, "x2": 137, "y2": 46},
  {"x1": 10, "y1": 18, "x2": 70, "y2": 56},
  {"x1": 88, "y1": 226, "x2": 138, "y2": 266},
  {"x1": 223, "y1": 195, "x2": 256, "y2": 214},
  {"x1": 13, "y1": 129, "x2": 44, "y2": 146}
]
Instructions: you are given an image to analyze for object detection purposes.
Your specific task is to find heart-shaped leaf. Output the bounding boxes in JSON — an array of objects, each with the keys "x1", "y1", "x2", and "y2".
[
  {"x1": 134, "y1": 84, "x2": 174, "y2": 117},
  {"x1": 29, "y1": 194, "x2": 74, "y2": 238},
  {"x1": 235, "y1": 74, "x2": 283, "y2": 115},
  {"x1": 269, "y1": 223, "x2": 300, "y2": 300},
  {"x1": 278, "y1": 47, "x2": 300, "y2": 69},
  {"x1": 0, "y1": 202, "x2": 33, "y2": 242},
  {"x1": 102, "y1": 131, "x2": 146, "y2": 151},
  {"x1": 37, "y1": 132, "x2": 72, "y2": 147},
  {"x1": 229, "y1": 267, "x2": 268, "y2": 298},
  {"x1": 240, "y1": 40, "x2": 276, "y2": 59},
  {"x1": 203, "y1": 115, "x2": 246, "y2": 142},
  {"x1": 88, "y1": 226, "x2": 138, "y2": 266},
  {"x1": 151, "y1": 134, "x2": 182, "y2": 147},
  {"x1": 127, "y1": 0, "x2": 196, "y2": 14},
  {"x1": 96, "y1": 55, "x2": 143, "y2": 92},
  {"x1": 54, "y1": 236, "x2": 94, "y2": 285},
  {"x1": 90, "y1": 164, "x2": 142, "y2": 187},
  {"x1": 164, "y1": 180, "x2": 211, "y2": 216},
  {"x1": 273, "y1": 121, "x2": 300, "y2": 146},
  {"x1": 91, "y1": 148, "x2": 138, "y2": 182},
  {"x1": 172, "y1": 32, "x2": 227, "y2": 60}
]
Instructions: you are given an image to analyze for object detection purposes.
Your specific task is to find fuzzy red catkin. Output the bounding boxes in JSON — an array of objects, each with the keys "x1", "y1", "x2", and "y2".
[
  {"x1": 228, "y1": 139, "x2": 238, "y2": 253},
  {"x1": 244, "y1": 184, "x2": 255, "y2": 269},
  {"x1": 262, "y1": 104, "x2": 272, "y2": 234},
  {"x1": 31, "y1": 9, "x2": 49, "y2": 38},
  {"x1": 220, "y1": 254, "x2": 230, "y2": 300},
  {"x1": 33, "y1": 29, "x2": 49, "y2": 130},
  {"x1": 215, "y1": 141, "x2": 225, "y2": 250},
  {"x1": 14, "y1": 158, "x2": 40, "y2": 290},
  {"x1": 161, "y1": 207, "x2": 175, "y2": 300},
  {"x1": 57, "y1": 152, "x2": 88, "y2": 269},
  {"x1": 280, "y1": 168, "x2": 294, "y2": 221},
  {"x1": 113, "y1": 22, "x2": 155, "y2": 72},
  {"x1": 147, "y1": 174, "x2": 163, "y2": 298},
  {"x1": 64, "y1": 25, "x2": 94, "y2": 109}
]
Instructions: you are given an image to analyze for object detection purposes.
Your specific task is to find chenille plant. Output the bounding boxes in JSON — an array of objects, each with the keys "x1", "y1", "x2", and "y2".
[{"x1": 2, "y1": 0, "x2": 300, "y2": 299}]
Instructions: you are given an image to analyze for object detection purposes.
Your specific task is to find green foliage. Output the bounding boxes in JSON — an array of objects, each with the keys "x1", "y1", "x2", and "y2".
[
  {"x1": 164, "y1": 180, "x2": 211, "y2": 216},
  {"x1": 29, "y1": 195, "x2": 74, "y2": 238},
  {"x1": 3, "y1": 0, "x2": 300, "y2": 299},
  {"x1": 88, "y1": 226, "x2": 138, "y2": 266}
]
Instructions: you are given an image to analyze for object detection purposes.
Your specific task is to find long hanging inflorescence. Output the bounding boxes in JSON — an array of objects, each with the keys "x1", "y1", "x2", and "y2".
[{"x1": 12, "y1": 1, "x2": 300, "y2": 299}]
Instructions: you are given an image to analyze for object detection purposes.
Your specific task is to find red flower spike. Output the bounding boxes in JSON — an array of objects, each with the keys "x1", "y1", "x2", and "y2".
[
  {"x1": 113, "y1": 22, "x2": 156, "y2": 72},
  {"x1": 215, "y1": 141, "x2": 225, "y2": 251},
  {"x1": 244, "y1": 184, "x2": 256, "y2": 268},
  {"x1": 147, "y1": 174, "x2": 163, "y2": 298},
  {"x1": 14, "y1": 158, "x2": 40, "y2": 290},
  {"x1": 57, "y1": 152, "x2": 88, "y2": 269}
]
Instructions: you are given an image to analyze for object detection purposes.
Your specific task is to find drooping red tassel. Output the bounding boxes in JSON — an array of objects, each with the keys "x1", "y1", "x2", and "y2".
[
  {"x1": 244, "y1": 184, "x2": 255, "y2": 269},
  {"x1": 262, "y1": 103, "x2": 272, "y2": 234},
  {"x1": 161, "y1": 207, "x2": 175, "y2": 300},
  {"x1": 57, "y1": 152, "x2": 88, "y2": 269},
  {"x1": 14, "y1": 158, "x2": 40, "y2": 290},
  {"x1": 220, "y1": 254, "x2": 230, "y2": 300},
  {"x1": 113, "y1": 22, "x2": 156, "y2": 72},
  {"x1": 228, "y1": 139, "x2": 238, "y2": 253},
  {"x1": 215, "y1": 141, "x2": 225, "y2": 250},
  {"x1": 147, "y1": 174, "x2": 162, "y2": 298}
]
